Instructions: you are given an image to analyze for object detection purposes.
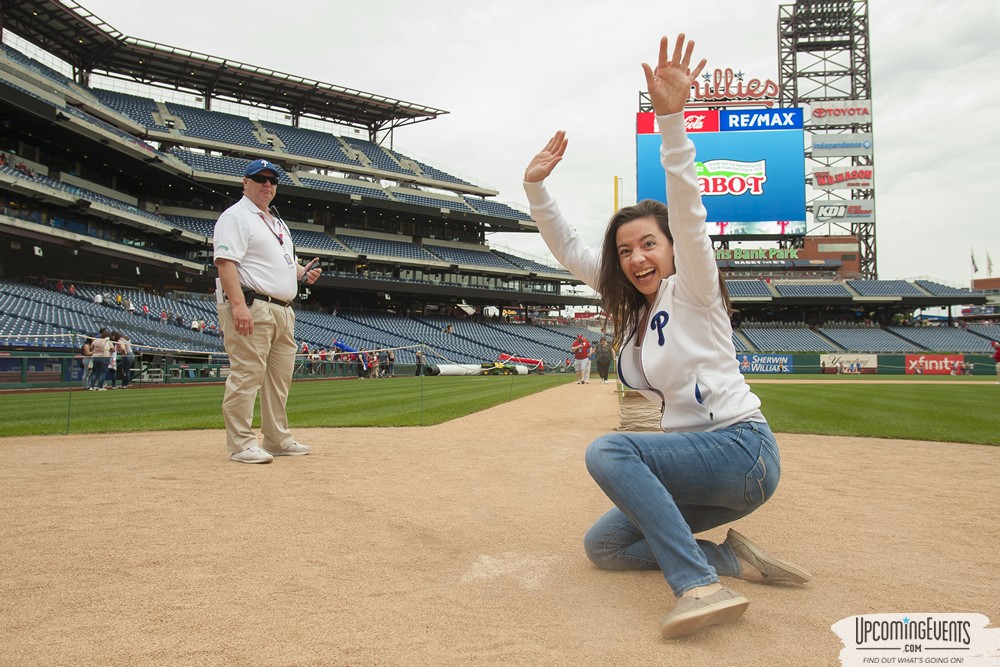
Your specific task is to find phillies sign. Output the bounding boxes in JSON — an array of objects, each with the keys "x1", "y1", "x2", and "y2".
[{"x1": 687, "y1": 68, "x2": 781, "y2": 108}]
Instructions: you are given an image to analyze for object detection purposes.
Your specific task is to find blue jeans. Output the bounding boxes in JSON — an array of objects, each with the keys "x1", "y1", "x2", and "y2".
[
  {"x1": 89, "y1": 357, "x2": 109, "y2": 389},
  {"x1": 583, "y1": 420, "x2": 780, "y2": 597}
]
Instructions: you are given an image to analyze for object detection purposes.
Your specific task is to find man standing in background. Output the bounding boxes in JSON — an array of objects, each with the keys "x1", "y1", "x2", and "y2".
[{"x1": 213, "y1": 159, "x2": 321, "y2": 464}]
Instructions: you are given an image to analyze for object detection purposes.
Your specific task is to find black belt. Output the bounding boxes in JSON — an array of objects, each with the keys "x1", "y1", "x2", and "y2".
[{"x1": 241, "y1": 289, "x2": 292, "y2": 308}]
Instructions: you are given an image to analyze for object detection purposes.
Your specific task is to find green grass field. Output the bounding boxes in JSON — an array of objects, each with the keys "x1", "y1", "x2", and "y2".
[{"x1": 1, "y1": 374, "x2": 997, "y2": 445}]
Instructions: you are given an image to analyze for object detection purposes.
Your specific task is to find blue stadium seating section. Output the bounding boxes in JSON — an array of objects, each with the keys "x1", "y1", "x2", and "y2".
[
  {"x1": 968, "y1": 324, "x2": 1000, "y2": 343},
  {"x1": 169, "y1": 148, "x2": 293, "y2": 185},
  {"x1": 342, "y1": 137, "x2": 414, "y2": 176},
  {"x1": 740, "y1": 327, "x2": 839, "y2": 352},
  {"x1": 93, "y1": 89, "x2": 172, "y2": 132},
  {"x1": 396, "y1": 154, "x2": 476, "y2": 187},
  {"x1": 424, "y1": 245, "x2": 520, "y2": 271},
  {"x1": 463, "y1": 198, "x2": 535, "y2": 222},
  {"x1": 165, "y1": 215, "x2": 215, "y2": 237},
  {"x1": 915, "y1": 280, "x2": 977, "y2": 297},
  {"x1": 337, "y1": 234, "x2": 440, "y2": 262},
  {"x1": 726, "y1": 280, "x2": 774, "y2": 298},
  {"x1": 297, "y1": 177, "x2": 392, "y2": 200},
  {"x1": 847, "y1": 279, "x2": 924, "y2": 297},
  {"x1": 888, "y1": 326, "x2": 996, "y2": 353},
  {"x1": 389, "y1": 191, "x2": 475, "y2": 213},
  {"x1": 165, "y1": 102, "x2": 270, "y2": 150},
  {"x1": 493, "y1": 251, "x2": 572, "y2": 276},
  {"x1": 773, "y1": 283, "x2": 853, "y2": 298},
  {"x1": 0, "y1": 280, "x2": 223, "y2": 352},
  {"x1": 0, "y1": 165, "x2": 171, "y2": 228},
  {"x1": 818, "y1": 327, "x2": 921, "y2": 353},
  {"x1": 0, "y1": 43, "x2": 75, "y2": 87},
  {"x1": 259, "y1": 120, "x2": 360, "y2": 166},
  {"x1": 290, "y1": 229, "x2": 349, "y2": 252}
]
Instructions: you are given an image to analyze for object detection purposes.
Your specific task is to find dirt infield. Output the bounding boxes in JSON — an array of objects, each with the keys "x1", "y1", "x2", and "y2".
[{"x1": 1, "y1": 381, "x2": 997, "y2": 666}]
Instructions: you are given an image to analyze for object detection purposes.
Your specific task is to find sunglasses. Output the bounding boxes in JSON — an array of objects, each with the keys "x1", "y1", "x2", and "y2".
[{"x1": 247, "y1": 174, "x2": 279, "y2": 185}]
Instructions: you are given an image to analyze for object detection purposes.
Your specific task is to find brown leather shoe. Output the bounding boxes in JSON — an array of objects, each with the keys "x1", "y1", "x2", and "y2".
[
  {"x1": 660, "y1": 587, "x2": 749, "y2": 639},
  {"x1": 725, "y1": 529, "x2": 812, "y2": 584}
]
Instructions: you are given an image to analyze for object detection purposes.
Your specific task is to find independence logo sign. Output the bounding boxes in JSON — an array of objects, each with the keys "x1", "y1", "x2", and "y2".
[{"x1": 831, "y1": 613, "x2": 1000, "y2": 666}]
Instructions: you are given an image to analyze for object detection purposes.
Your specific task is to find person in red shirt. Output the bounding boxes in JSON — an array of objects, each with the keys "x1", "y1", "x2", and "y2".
[
  {"x1": 570, "y1": 334, "x2": 592, "y2": 384},
  {"x1": 992, "y1": 341, "x2": 1000, "y2": 383}
]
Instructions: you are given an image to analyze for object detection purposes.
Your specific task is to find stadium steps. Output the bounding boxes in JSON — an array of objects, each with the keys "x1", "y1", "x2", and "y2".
[
  {"x1": 478, "y1": 320, "x2": 579, "y2": 358},
  {"x1": 337, "y1": 313, "x2": 476, "y2": 363},
  {"x1": 813, "y1": 328, "x2": 846, "y2": 352},
  {"x1": 734, "y1": 330, "x2": 758, "y2": 352}
]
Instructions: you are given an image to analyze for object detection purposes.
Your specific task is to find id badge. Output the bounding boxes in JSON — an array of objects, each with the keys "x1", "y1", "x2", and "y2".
[{"x1": 284, "y1": 253, "x2": 294, "y2": 268}]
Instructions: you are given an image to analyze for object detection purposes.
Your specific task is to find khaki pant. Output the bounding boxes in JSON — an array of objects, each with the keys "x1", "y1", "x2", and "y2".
[{"x1": 218, "y1": 301, "x2": 297, "y2": 454}]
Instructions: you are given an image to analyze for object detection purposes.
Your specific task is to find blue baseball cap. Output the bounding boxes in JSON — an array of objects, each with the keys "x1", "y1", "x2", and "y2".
[{"x1": 244, "y1": 159, "x2": 282, "y2": 177}]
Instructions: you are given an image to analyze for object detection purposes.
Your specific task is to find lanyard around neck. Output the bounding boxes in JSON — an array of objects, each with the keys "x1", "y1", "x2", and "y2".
[{"x1": 256, "y1": 210, "x2": 285, "y2": 246}]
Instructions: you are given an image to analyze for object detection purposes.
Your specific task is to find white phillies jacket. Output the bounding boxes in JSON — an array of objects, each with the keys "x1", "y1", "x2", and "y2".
[{"x1": 524, "y1": 112, "x2": 764, "y2": 433}]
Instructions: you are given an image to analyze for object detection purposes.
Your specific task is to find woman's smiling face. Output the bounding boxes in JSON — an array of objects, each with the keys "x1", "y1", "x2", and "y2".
[{"x1": 616, "y1": 216, "x2": 675, "y2": 305}]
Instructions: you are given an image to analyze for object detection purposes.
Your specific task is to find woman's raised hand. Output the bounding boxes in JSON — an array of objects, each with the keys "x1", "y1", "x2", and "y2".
[
  {"x1": 524, "y1": 130, "x2": 568, "y2": 183},
  {"x1": 641, "y1": 34, "x2": 707, "y2": 117}
]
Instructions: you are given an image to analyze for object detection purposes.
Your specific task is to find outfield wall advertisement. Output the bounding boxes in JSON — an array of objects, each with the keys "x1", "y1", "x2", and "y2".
[
  {"x1": 905, "y1": 354, "x2": 966, "y2": 375},
  {"x1": 738, "y1": 354, "x2": 793, "y2": 374},
  {"x1": 637, "y1": 109, "x2": 806, "y2": 236}
]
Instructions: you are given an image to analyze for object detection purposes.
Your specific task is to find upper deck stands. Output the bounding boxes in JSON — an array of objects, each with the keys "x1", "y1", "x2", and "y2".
[
  {"x1": 847, "y1": 280, "x2": 924, "y2": 297},
  {"x1": 424, "y1": 245, "x2": 520, "y2": 271}
]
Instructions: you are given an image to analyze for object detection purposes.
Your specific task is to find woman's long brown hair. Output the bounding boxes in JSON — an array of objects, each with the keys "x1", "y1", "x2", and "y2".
[{"x1": 595, "y1": 199, "x2": 731, "y2": 349}]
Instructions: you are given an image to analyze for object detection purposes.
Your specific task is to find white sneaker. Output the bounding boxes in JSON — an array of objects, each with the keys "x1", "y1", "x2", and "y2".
[
  {"x1": 265, "y1": 441, "x2": 311, "y2": 457},
  {"x1": 229, "y1": 446, "x2": 274, "y2": 464}
]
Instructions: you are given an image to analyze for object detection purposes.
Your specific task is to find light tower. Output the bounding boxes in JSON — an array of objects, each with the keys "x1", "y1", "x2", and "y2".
[{"x1": 778, "y1": 0, "x2": 877, "y2": 278}]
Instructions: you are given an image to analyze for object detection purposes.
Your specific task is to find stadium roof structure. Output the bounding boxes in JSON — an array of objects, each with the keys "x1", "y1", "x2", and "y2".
[{"x1": 0, "y1": 0, "x2": 448, "y2": 137}]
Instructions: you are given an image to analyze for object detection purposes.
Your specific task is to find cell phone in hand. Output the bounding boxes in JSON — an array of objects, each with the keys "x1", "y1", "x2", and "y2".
[{"x1": 300, "y1": 258, "x2": 320, "y2": 283}]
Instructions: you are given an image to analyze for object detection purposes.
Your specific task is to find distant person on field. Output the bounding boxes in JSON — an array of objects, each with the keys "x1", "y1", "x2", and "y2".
[
  {"x1": 213, "y1": 158, "x2": 321, "y2": 464},
  {"x1": 118, "y1": 333, "x2": 135, "y2": 389},
  {"x1": 570, "y1": 334, "x2": 591, "y2": 384},
  {"x1": 594, "y1": 335, "x2": 614, "y2": 384},
  {"x1": 992, "y1": 341, "x2": 1000, "y2": 383},
  {"x1": 522, "y1": 33, "x2": 809, "y2": 640},
  {"x1": 80, "y1": 335, "x2": 94, "y2": 388},
  {"x1": 89, "y1": 328, "x2": 111, "y2": 390}
]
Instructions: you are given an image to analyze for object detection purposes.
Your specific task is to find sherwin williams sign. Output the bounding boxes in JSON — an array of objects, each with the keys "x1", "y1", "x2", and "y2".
[
  {"x1": 636, "y1": 108, "x2": 806, "y2": 236},
  {"x1": 737, "y1": 354, "x2": 793, "y2": 374}
]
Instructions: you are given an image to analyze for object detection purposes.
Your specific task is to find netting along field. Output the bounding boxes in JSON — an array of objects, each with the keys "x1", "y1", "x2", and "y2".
[{"x1": 1, "y1": 380, "x2": 998, "y2": 666}]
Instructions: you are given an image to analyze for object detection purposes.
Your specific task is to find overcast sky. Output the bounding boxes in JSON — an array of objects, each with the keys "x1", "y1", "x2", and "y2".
[{"x1": 79, "y1": 0, "x2": 1000, "y2": 287}]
